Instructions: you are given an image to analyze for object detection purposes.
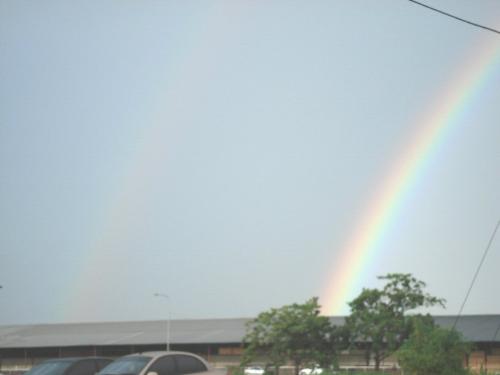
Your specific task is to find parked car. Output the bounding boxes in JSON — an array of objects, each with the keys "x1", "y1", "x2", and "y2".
[
  {"x1": 24, "y1": 358, "x2": 113, "y2": 375},
  {"x1": 243, "y1": 367, "x2": 265, "y2": 375},
  {"x1": 298, "y1": 367, "x2": 323, "y2": 375},
  {"x1": 97, "y1": 352, "x2": 219, "y2": 375}
]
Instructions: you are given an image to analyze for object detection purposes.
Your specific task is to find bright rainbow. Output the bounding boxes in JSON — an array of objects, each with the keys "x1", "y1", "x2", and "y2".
[{"x1": 321, "y1": 42, "x2": 500, "y2": 316}]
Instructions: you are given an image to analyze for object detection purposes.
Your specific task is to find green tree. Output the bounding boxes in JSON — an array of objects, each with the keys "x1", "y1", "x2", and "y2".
[
  {"x1": 397, "y1": 319, "x2": 471, "y2": 375},
  {"x1": 242, "y1": 298, "x2": 342, "y2": 375},
  {"x1": 346, "y1": 273, "x2": 445, "y2": 370},
  {"x1": 242, "y1": 308, "x2": 287, "y2": 375}
]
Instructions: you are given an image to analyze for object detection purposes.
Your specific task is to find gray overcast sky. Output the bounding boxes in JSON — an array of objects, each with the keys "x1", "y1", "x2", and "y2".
[{"x1": 1, "y1": 0, "x2": 499, "y2": 325}]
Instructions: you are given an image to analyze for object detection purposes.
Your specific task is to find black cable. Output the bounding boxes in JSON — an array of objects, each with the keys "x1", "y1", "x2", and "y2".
[
  {"x1": 492, "y1": 318, "x2": 500, "y2": 342},
  {"x1": 408, "y1": 0, "x2": 500, "y2": 35},
  {"x1": 452, "y1": 220, "x2": 500, "y2": 330}
]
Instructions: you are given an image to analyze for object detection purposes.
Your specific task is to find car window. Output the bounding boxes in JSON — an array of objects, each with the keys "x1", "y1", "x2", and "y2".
[
  {"x1": 67, "y1": 360, "x2": 97, "y2": 375},
  {"x1": 174, "y1": 355, "x2": 207, "y2": 375},
  {"x1": 24, "y1": 361, "x2": 73, "y2": 375},
  {"x1": 99, "y1": 356, "x2": 151, "y2": 375},
  {"x1": 148, "y1": 356, "x2": 176, "y2": 375},
  {"x1": 95, "y1": 360, "x2": 113, "y2": 372}
]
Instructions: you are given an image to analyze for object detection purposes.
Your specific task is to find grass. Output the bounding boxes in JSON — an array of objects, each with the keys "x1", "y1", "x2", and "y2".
[{"x1": 323, "y1": 371, "x2": 400, "y2": 375}]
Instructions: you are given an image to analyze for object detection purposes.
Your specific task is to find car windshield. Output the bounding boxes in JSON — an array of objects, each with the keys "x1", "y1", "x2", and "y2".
[
  {"x1": 24, "y1": 361, "x2": 74, "y2": 375},
  {"x1": 98, "y1": 356, "x2": 151, "y2": 375}
]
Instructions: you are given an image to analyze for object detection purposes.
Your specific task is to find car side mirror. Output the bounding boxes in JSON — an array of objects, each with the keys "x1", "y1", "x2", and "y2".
[{"x1": 147, "y1": 372, "x2": 159, "y2": 375}]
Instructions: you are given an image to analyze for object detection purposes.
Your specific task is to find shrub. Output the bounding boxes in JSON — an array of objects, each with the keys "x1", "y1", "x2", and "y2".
[{"x1": 397, "y1": 319, "x2": 471, "y2": 375}]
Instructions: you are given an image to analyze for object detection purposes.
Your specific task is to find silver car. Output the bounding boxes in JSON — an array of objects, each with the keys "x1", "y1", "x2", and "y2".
[{"x1": 98, "y1": 352, "x2": 220, "y2": 375}]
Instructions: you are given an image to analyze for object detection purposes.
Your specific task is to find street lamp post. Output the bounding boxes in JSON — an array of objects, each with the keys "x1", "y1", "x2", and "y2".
[{"x1": 154, "y1": 293, "x2": 170, "y2": 351}]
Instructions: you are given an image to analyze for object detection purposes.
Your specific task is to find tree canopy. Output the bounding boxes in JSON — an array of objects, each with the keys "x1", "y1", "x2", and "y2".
[
  {"x1": 397, "y1": 318, "x2": 471, "y2": 375},
  {"x1": 242, "y1": 297, "x2": 343, "y2": 375},
  {"x1": 346, "y1": 273, "x2": 445, "y2": 370}
]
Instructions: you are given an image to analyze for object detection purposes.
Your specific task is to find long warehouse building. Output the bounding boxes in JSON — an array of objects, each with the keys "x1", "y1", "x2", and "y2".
[{"x1": 1, "y1": 315, "x2": 499, "y2": 373}]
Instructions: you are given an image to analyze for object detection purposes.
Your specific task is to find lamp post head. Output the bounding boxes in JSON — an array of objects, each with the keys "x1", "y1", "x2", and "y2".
[{"x1": 154, "y1": 293, "x2": 169, "y2": 299}]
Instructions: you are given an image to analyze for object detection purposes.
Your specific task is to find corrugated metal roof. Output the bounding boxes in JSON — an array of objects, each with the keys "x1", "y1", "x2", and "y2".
[
  {"x1": 0, "y1": 315, "x2": 498, "y2": 349},
  {"x1": 0, "y1": 318, "x2": 248, "y2": 348},
  {"x1": 434, "y1": 315, "x2": 500, "y2": 342}
]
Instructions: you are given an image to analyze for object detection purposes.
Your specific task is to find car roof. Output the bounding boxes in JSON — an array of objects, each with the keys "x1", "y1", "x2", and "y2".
[
  {"x1": 126, "y1": 351, "x2": 198, "y2": 359},
  {"x1": 124, "y1": 351, "x2": 210, "y2": 367}
]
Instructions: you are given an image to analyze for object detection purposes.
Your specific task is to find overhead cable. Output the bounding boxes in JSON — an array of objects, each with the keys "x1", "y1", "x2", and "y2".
[
  {"x1": 408, "y1": 0, "x2": 500, "y2": 35},
  {"x1": 453, "y1": 220, "x2": 500, "y2": 330}
]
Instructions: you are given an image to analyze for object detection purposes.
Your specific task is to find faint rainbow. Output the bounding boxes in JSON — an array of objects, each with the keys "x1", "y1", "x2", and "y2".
[
  {"x1": 322, "y1": 41, "x2": 500, "y2": 316},
  {"x1": 63, "y1": 2, "x2": 249, "y2": 322}
]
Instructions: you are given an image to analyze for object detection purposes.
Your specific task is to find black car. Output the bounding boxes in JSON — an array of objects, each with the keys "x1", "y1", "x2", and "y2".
[{"x1": 25, "y1": 358, "x2": 113, "y2": 375}]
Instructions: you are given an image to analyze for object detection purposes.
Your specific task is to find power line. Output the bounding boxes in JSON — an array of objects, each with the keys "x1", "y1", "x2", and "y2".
[
  {"x1": 408, "y1": 0, "x2": 500, "y2": 35},
  {"x1": 493, "y1": 319, "x2": 500, "y2": 342},
  {"x1": 453, "y1": 220, "x2": 500, "y2": 330}
]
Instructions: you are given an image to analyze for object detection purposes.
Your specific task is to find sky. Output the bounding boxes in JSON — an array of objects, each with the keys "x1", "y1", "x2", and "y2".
[{"x1": 1, "y1": 0, "x2": 499, "y2": 325}]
